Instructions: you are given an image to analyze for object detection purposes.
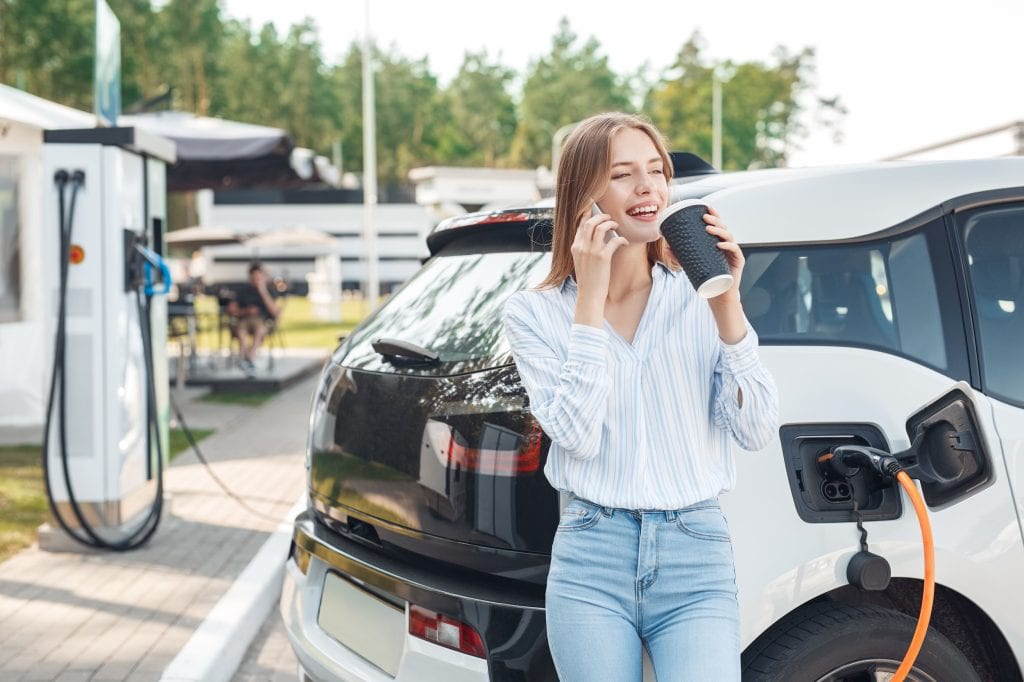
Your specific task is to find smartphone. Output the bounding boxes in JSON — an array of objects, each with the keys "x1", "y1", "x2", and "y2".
[{"x1": 591, "y1": 202, "x2": 621, "y2": 244}]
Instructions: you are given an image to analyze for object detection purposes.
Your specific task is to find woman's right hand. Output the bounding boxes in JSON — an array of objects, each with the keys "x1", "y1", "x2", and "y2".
[{"x1": 571, "y1": 210, "x2": 626, "y2": 328}]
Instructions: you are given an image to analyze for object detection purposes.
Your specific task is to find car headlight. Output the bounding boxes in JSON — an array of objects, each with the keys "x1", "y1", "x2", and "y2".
[{"x1": 306, "y1": 360, "x2": 341, "y2": 480}]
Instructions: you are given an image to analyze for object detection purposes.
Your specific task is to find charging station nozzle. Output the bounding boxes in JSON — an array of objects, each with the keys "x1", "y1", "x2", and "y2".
[{"x1": 825, "y1": 445, "x2": 903, "y2": 482}]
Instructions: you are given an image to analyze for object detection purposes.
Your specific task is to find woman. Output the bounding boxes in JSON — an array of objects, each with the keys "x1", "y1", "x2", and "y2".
[{"x1": 502, "y1": 112, "x2": 779, "y2": 681}]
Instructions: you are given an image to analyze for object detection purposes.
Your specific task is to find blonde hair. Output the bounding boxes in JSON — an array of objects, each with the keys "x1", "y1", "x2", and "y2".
[{"x1": 537, "y1": 112, "x2": 679, "y2": 289}]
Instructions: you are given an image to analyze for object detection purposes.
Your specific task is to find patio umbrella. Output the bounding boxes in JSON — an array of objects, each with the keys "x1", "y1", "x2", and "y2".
[
  {"x1": 166, "y1": 226, "x2": 246, "y2": 251},
  {"x1": 244, "y1": 225, "x2": 337, "y2": 248}
]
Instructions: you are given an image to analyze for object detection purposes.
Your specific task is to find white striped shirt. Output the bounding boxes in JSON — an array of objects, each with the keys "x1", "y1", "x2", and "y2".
[{"x1": 502, "y1": 262, "x2": 779, "y2": 510}]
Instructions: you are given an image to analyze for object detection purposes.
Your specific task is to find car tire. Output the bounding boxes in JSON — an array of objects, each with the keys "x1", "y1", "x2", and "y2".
[{"x1": 741, "y1": 601, "x2": 980, "y2": 682}]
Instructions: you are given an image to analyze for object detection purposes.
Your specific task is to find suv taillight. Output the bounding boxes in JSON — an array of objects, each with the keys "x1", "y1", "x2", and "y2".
[
  {"x1": 444, "y1": 419, "x2": 542, "y2": 475},
  {"x1": 408, "y1": 605, "x2": 486, "y2": 658}
]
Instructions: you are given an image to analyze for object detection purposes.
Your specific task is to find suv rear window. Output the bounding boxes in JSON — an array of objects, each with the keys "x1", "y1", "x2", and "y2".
[
  {"x1": 742, "y1": 224, "x2": 966, "y2": 378},
  {"x1": 342, "y1": 251, "x2": 551, "y2": 373}
]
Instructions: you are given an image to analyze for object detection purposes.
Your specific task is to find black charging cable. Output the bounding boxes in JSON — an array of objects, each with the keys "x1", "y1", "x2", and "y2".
[
  {"x1": 42, "y1": 169, "x2": 164, "y2": 550},
  {"x1": 166, "y1": 392, "x2": 289, "y2": 524}
]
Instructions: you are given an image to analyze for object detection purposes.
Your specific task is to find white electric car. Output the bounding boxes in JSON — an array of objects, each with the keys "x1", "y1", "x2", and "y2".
[{"x1": 283, "y1": 157, "x2": 1024, "y2": 681}]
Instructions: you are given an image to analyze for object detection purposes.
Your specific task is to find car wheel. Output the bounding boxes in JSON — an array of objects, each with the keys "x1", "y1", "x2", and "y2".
[{"x1": 742, "y1": 601, "x2": 980, "y2": 682}]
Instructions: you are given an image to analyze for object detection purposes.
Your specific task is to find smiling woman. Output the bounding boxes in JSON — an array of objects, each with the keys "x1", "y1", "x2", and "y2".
[{"x1": 502, "y1": 112, "x2": 779, "y2": 682}]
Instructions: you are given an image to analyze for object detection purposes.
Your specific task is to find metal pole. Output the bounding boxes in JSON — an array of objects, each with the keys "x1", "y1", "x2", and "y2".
[
  {"x1": 362, "y1": 0, "x2": 379, "y2": 307},
  {"x1": 712, "y1": 71, "x2": 722, "y2": 170}
]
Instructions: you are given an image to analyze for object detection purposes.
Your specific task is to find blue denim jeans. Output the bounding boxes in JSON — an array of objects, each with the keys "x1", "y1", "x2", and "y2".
[{"x1": 546, "y1": 496, "x2": 740, "y2": 682}]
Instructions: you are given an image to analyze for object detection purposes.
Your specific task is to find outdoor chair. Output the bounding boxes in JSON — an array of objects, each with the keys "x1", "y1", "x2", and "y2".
[{"x1": 216, "y1": 286, "x2": 287, "y2": 373}]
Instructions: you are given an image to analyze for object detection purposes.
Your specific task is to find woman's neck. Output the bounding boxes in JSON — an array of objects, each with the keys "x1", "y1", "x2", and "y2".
[{"x1": 607, "y1": 244, "x2": 653, "y2": 303}]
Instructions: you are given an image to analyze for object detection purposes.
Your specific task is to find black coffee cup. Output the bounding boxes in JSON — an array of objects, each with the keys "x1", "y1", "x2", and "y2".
[{"x1": 659, "y1": 199, "x2": 734, "y2": 299}]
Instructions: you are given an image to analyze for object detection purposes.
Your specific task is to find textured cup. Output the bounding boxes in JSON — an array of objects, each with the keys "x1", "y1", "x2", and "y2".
[{"x1": 659, "y1": 199, "x2": 734, "y2": 299}]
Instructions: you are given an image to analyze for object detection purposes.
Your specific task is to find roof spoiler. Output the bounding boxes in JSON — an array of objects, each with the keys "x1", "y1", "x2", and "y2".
[{"x1": 670, "y1": 152, "x2": 718, "y2": 178}]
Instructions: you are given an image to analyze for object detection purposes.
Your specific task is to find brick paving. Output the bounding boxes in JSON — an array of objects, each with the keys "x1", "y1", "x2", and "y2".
[{"x1": 0, "y1": 366, "x2": 321, "y2": 681}]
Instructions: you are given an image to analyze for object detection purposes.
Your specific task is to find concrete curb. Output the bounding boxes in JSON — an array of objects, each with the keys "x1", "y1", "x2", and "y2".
[{"x1": 160, "y1": 498, "x2": 304, "y2": 682}]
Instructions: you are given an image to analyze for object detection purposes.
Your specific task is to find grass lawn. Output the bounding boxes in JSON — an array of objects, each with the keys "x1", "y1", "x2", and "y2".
[
  {"x1": 0, "y1": 445, "x2": 46, "y2": 564},
  {"x1": 169, "y1": 427, "x2": 214, "y2": 460},
  {"x1": 189, "y1": 295, "x2": 368, "y2": 352},
  {"x1": 0, "y1": 430, "x2": 212, "y2": 562},
  {"x1": 199, "y1": 391, "x2": 276, "y2": 406}
]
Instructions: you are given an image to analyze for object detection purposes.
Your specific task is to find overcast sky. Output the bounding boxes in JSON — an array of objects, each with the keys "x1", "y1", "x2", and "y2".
[{"x1": 221, "y1": 0, "x2": 1023, "y2": 167}]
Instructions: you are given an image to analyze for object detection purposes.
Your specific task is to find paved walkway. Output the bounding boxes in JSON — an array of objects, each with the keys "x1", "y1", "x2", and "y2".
[
  {"x1": 232, "y1": 610, "x2": 296, "y2": 681},
  {"x1": 0, "y1": 365, "x2": 322, "y2": 681}
]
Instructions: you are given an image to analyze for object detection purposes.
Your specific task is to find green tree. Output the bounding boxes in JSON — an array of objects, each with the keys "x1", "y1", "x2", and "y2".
[
  {"x1": 276, "y1": 20, "x2": 340, "y2": 153},
  {"x1": 213, "y1": 20, "x2": 286, "y2": 127},
  {"x1": 324, "y1": 44, "x2": 364, "y2": 176},
  {"x1": 0, "y1": 0, "x2": 93, "y2": 109},
  {"x1": 0, "y1": 7, "x2": 845, "y2": 179},
  {"x1": 375, "y1": 50, "x2": 444, "y2": 187},
  {"x1": 646, "y1": 32, "x2": 844, "y2": 170},
  {"x1": 511, "y1": 18, "x2": 632, "y2": 168},
  {"x1": 326, "y1": 44, "x2": 445, "y2": 189},
  {"x1": 213, "y1": 19, "x2": 341, "y2": 153},
  {"x1": 157, "y1": 0, "x2": 223, "y2": 114},
  {"x1": 108, "y1": 0, "x2": 168, "y2": 110},
  {"x1": 435, "y1": 50, "x2": 517, "y2": 167}
]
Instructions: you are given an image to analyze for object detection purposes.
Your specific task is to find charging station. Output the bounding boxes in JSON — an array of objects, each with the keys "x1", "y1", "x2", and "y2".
[{"x1": 41, "y1": 127, "x2": 176, "y2": 549}]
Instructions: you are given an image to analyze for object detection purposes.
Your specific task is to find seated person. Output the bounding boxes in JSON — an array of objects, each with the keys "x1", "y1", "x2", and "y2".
[{"x1": 225, "y1": 263, "x2": 281, "y2": 375}]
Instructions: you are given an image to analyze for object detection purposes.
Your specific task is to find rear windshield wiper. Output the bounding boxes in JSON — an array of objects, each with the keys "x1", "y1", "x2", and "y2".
[{"x1": 372, "y1": 338, "x2": 440, "y2": 365}]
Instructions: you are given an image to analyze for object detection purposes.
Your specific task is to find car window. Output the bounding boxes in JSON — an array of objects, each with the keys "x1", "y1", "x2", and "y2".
[
  {"x1": 742, "y1": 228, "x2": 956, "y2": 374},
  {"x1": 960, "y1": 204, "x2": 1024, "y2": 405},
  {"x1": 344, "y1": 251, "x2": 551, "y2": 370}
]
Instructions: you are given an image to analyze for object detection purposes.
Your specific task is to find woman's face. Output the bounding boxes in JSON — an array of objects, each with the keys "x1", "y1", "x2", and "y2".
[{"x1": 592, "y1": 127, "x2": 669, "y2": 244}]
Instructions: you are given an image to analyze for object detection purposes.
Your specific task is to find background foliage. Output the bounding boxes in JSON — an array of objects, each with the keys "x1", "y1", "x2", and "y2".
[{"x1": 0, "y1": 1, "x2": 844, "y2": 181}]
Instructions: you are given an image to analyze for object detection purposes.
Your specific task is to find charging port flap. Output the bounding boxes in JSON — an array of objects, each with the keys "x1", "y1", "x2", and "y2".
[
  {"x1": 902, "y1": 388, "x2": 993, "y2": 507},
  {"x1": 780, "y1": 423, "x2": 902, "y2": 524}
]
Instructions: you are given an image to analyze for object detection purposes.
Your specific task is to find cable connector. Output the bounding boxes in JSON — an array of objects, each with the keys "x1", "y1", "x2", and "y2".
[{"x1": 830, "y1": 445, "x2": 903, "y2": 483}]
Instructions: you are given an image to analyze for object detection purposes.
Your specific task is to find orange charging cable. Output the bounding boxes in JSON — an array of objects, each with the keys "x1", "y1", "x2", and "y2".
[{"x1": 893, "y1": 470, "x2": 935, "y2": 682}]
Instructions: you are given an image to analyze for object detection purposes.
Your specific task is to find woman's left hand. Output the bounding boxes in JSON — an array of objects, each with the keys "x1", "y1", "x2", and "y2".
[{"x1": 704, "y1": 206, "x2": 744, "y2": 302}]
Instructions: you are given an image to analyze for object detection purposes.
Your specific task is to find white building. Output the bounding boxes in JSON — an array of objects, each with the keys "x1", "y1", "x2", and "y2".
[
  {"x1": 196, "y1": 164, "x2": 551, "y2": 292},
  {"x1": 408, "y1": 166, "x2": 546, "y2": 212},
  {"x1": 0, "y1": 84, "x2": 94, "y2": 429},
  {"x1": 196, "y1": 193, "x2": 436, "y2": 292}
]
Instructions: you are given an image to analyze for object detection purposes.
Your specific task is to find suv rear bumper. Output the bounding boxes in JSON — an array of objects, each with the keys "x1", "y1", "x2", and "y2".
[{"x1": 281, "y1": 510, "x2": 555, "y2": 681}]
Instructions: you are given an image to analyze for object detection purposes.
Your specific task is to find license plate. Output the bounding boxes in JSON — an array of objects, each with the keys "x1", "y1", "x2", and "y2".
[{"x1": 318, "y1": 572, "x2": 406, "y2": 676}]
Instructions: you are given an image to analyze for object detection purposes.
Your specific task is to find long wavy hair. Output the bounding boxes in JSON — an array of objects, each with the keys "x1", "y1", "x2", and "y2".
[{"x1": 536, "y1": 112, "x2": 679, "y2": 290}]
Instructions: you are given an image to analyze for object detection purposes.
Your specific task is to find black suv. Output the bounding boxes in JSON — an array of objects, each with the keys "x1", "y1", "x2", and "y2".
[{"x1": 282, "y1": 158, "x2": 1024, "y2": 682}]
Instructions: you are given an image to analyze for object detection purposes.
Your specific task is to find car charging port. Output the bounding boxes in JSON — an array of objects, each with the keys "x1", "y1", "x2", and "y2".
[
  {"x1": 821, "y1": 479, "x2": 853, "y2": 503},
  {"x1": 817, "y1": 448, "x2": 854, "y2": 503},
  {"x1": 779, "y1": 424, "x2": 902, "y2": 523}
]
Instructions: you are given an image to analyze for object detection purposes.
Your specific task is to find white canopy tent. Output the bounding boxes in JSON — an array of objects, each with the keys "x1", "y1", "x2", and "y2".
[{"x1": 120, "y1": 111, "x2": 333, "y2": 190}]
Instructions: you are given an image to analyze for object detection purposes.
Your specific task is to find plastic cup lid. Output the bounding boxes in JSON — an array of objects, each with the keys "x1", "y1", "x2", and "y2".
[{"x1": 659, "y1": 198, "x2": 709, "y2": 224}]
